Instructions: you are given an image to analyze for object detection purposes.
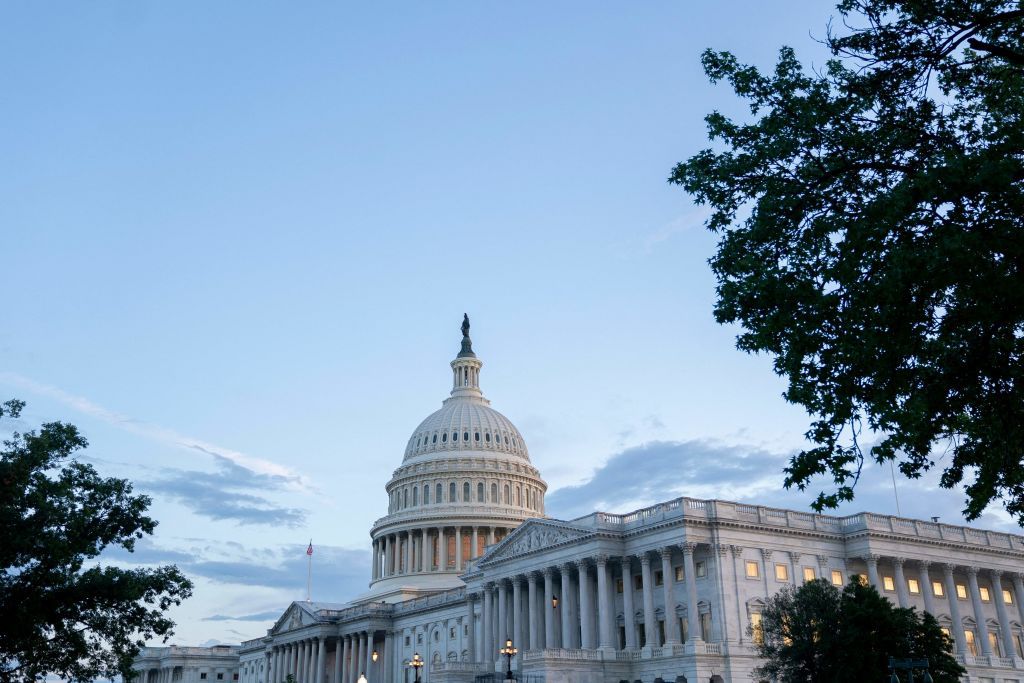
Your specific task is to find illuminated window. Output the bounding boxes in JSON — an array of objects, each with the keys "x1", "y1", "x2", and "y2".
[
  {"x1": 803, "y1": 567, "x2": 815, "y2": 582},
  {"x1": 775, "y1": 564, "x2": 789, "y2": 581},
  {"x1": 965, "y1": 630, "x2": 977, "y2": 656},
  {"x1": 1015, "y1": 633, "x2": 1023, "y2": 658},
  {"x1": 751, "y1": 612, "x2": 763, "y2": 644},
  {"x1": 883, "y1": 576, "x2": 895, "y2": 591},
  {"x1": 696, "y1": 561, "x2": 707, "y2": 578},
  {"x1": 1004, "y1": 589, "x2": 1014, "y2": 605},
  {"x1": 654, "y1": 570, "x2": 663, "y2": 586},
  {"x1": 980, "y1": 587, "x2": 991, "y2": 602},
  {"x1": 675, "y1": 566, "x2": 685, "y2": 582},
  {"x1": 955, "y1": 583, "x2": 967, "y2": 599},
  {"x1": 746, "y1": 561, "x2": 760, "y2": 578},
  {"x1": 908, "y1": 578, "x2": 920, "y2": 595},
  {"x1": 831, "y1": 570, "x2": 843, "y2": 586},
  {"x1": 988, "y1": 631, "x2": 1001, "y2": 656},
  {"x1": 932, "y1": 581, "x2": 944, "y2": 597}
]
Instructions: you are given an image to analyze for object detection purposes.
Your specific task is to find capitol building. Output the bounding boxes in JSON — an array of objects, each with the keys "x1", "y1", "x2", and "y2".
[{"x1": 136, "y1": 319, "x2": 1024, "y2": 683}]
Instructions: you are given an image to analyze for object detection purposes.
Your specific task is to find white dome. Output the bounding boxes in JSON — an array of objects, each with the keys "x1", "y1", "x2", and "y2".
[{"x1": 403, "y1": 396, "x2": 529, "y2": 462}]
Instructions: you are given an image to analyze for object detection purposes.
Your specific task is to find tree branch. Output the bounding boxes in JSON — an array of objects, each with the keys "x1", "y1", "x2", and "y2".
[{"x1": 966, "y1": 38, "x2": 1024, "y2": 67}]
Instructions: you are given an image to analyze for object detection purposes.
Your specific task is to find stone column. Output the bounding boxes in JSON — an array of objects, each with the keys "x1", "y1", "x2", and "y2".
[
  {"x1": 558, "y1": 564, "x2": 574, "y2": 648},
  {"x1": 333, "y1": 638, "x2": 343, "y2": 683},
  {"x1": 865, "y1": 554, "x2": 881, "y2": 589},
  {"x1": 1014, "y1": 574, "x2": 1024, "y2": 634},
  {"x1": 497, "y1": 580, "x2": 509, "y2": 643},
  {"x1": 364, "y1": 633, "x2": 373, "y2": 680},
  {"x1": 595, "y1": 555, "x2": 614, "y2": 649},
  {"x1": 458, "y1": 527, "x2": 466, "y2": 571},
  {"x1": 482, "y1": 584, "x2": 494, "y2": 662},
  {"x1": 991, "y1": 571, "x2": 1015, "y2": 660},
  {"x1": 467, "y1": 596, "x2": 477, "y2": 662},
  {"x1": 350, "y1": 634, "x2": 360, "y2": 683},
  {"x1": 382, "y1": 632, "x2": 392, "y2": 683},
  {"x1": 424, "y1": 529, "x2": 433, "y2": 572},
  {"x1": 316, "y1": 637, "x2": 326, "y2": 683},
  {"x1": 405, "y1": 533, "x2": 413, "y2": 574},
  {"x1": 620, "y1": 557, "x2": 637, "y2": 649},
  {"x1": 577, "y1": 560, "x2": 594, "y2": 649},
  {"x1": 789, "y1": 552, "x2": 800, "y2": 586},
  {"x1": 309, "y1": 640, "x2": 317, "y2": 683},
  {"x1": 472, "y1": 527, "x2": 479, "y2": 560},
  {"x1": 919, "y1": 561, "x2": 936, "y2": 615},
  {"x1": 527, "y1": 573, "x2": 539, "y2": 650},
  {"x1": 967, "y1": 567, "x2": 994, "y2": 656},
  {"x1": 639, "y1": 553, "x2": 656, "y2": 648},
  {"x1": 542, "y1": 568, "x2": 557, "y2": 648},
  {"x1": 439, "y1": 527, "x2": 448, "y2": 570},
  {"x1": 512, "y1": 577, "x2": 523, "y2": 654},
  {"x1": 943, "y1": 564, "x2": 968, "y2": 654},
  {"x1": 371, "y1": 540, "x2": 378, "y2": 581},
  {"x1": 893, "y1": 558, "x2": 909, "y2": 608},
  {"x1": 268, "y1": 647, "x2": 276, "y2": 683},
  {"x1": 682, "y1": 543, "x2": 701, "y2": 644},
  {"x1": 488, "y1": 527, "x2": 495, "y2": 546},
  {"x1": 298, "y1": 641, "x2": 306, "y2": 683},
  {"x1": 660, "y1": 547, "x2": 680, "y2": 645}
]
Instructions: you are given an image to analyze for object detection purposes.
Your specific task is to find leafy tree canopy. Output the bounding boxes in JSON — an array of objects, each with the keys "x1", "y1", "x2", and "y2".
[
  {"x1": 753, "y1": 578, "x2": 964, "y2": 682},
  {"x1": 0, "y1": 399, "x2": 193, "y2": 682},
  {"x1": 671, "y1": 0, "x2": 1024, "y2": 522}
]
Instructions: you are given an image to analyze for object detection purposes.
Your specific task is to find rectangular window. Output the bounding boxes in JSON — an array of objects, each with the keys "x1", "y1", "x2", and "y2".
[
  {"x1": 616, "y1": 578, "x2": 623, "y2": 594},
  {"x1": 746, "y1": 561, "x2": 760, "y2": 579},
  {"x1": 217, "y1": 675, "x2": 224, "y2": 681},
  {"x1": 233, "y1": 676, "x2": 238, "y2": 681},
  {"x1": 965, "y1": 630, "x2": 977, "y2": 656},
  {"x1": 200, "y1": 676, "x2": 207, "y2": 681},
  {"x1": 417, "y1": 634, "x2": 423, "y2": 644},
  {"x1": 1005, "y1": 589, "x2": 1015, "y2": 605},
  {"x1": 988, "y1": 631, "x2": 1001, "y2": 657},
  {"x1": 654, "y1": 570, "x2": 664, "y2": 586},
  {"x1": 404, "y1": 636, "x2": 410, "y2": 646},
  {"x1": 775, "y1": 564, "x2": 789, "y2": 581},
  {"x1": 449, "y1": 627, "x2": 456, "y2": 638},
  {"x1": 908, "y1": 578, "x2": 920, "y2": 595},
  {"x1": 980, "y1": 586, "x2": 991, "y2": 602},
  {"x1": 675, "y1": 566, "x2": 684, "y2": 582},
  {"x1": 680, "y1": 617, "x2": 688, "y2": 643},
  {"x1": 883, "y1": 576, "x2": 895, "y2": 592},
  {"x1": 657, "y1": 619, "x2": 665, "y2": 645},
  {"x1": 751, "y1": 612, "x2": 763, "y2": 645},
  {"x1": 803, "y1": 567, "x2": 815, "y2": 583},
  {"x1": 831, "y1": 570, "x2": 843, "y2": 586},
  {"x1": 932, "y1": 581, "x2": 945, "y2": 597},
  {"x1": 464, "y1": 625, "x2": 468, "y2": 636},
  {"x1": 637, "y1": 623, "x2": 646, "y2": 648},
  {"x1": 956, "y1": 583, "x2": 968, "y2": 599},
  {"x1": 1014, "y1": 633, "x2": 1023, "y2": 658},
  {"x1": 700, "y1": 612, "x2": 712, "y2": 641},
  {"x1": 634, "y1": 575, "x2": 643, "y2": 591},
  {"x1": 696, "y1": 561, "x2": 707, "y2": 578}
]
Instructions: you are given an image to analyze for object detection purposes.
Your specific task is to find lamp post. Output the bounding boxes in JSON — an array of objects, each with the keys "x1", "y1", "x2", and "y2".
[
  {"x1": 499, "y1": 639, "x2": 518, "y2": 681},
  {"x1": 409, "y1": 653, "x2": 423, "y2": 683},
  {"x1": 888, "y1": 657, "x2": 933, "y2": 683}
]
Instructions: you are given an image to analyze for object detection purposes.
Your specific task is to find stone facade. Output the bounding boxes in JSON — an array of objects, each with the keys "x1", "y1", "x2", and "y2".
[
  {"x1": 134, "y1": 645, "x2": 240, "y2": 683},
  {"x1": 137, "y1": 321, "x2": 1024, "y2": 683}
]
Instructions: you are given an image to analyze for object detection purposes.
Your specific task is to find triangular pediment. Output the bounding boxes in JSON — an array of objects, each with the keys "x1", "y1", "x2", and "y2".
[
  {"x1": 270, "y1": 602, "x2": 312, "y2": 635},
  {"x1": 480, "y1": 519, "x2": 594, "y2": 564}
]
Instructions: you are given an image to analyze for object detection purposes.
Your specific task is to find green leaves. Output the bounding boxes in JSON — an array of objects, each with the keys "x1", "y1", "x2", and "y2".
[
  {"x1": 671, "y1": 0, "x2": 1024, "y2": 523},
  {"x1": 0, "y1": 399, "x2": 193, "y2": 683},
  {"x1": 753, "y1": 579, "x2": 964, "y2": 683}
]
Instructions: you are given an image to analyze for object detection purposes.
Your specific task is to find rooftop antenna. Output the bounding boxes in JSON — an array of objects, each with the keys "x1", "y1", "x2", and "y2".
[{"x1": 889, "y1": 460, "x2": 901, "y2": 516}]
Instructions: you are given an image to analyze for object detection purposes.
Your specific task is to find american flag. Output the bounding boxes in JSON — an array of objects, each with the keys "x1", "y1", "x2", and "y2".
[{"x1": 306, "y1": 540, "x2": 313, "y2": 556}]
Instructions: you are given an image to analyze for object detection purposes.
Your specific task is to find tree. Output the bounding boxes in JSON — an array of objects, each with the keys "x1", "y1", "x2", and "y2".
[
  {"x1": 670, "y1": 1, "x2": 1024, "y2": 523},
  {"x1": 0, "y1": 399, "x2": 193, "y2": 683},
  {"x1": 753, "y1": 578, "x2": 964, "y2": 683}
]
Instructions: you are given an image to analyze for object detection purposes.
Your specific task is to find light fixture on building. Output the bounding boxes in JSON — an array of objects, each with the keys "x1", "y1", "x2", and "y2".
[
  {"x1": 371, "y1": 651, "x2": 378, "y2": 663},
  {"x1": 409, "y1": 653, "x2": 424, "y2": 683},
  {"x1": 551, "y1": 596, "x2": 558, "y2": 609},
  {"x1": 357, "y1": 674, "x2": 367, "y2": 683}
]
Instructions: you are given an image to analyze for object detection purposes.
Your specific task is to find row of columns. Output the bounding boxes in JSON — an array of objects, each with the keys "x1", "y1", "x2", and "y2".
[
  {"x1": 266, "y1": 631, "x2": 387, "y2": 683},
  {"x1": 372, "y1": 526, "x2": 509, "y2": 580},
  {"x1": 470, "y1": 545, "x2": 704, "y2": 662},
  {"x1": 864, "y1": 556, "x2": 1024, "y2": 660}
]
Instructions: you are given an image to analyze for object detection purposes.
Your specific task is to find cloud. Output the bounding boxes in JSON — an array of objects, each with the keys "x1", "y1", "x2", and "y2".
[
  {"x1": 0, "y1": 372, "x2": 309, "y2": 487},
  {"x1": 105, "y1": 537, "x2": 197, "y2": 565},
  {"x1": 139, "y1": 454, "x2": 307, "y2": 527},
  {"x1": 203, "y1": 611, "x2": 282, "y2": 622},
  {"x1": 640, "y1": 206, "x2": 712, "y2": 253}
]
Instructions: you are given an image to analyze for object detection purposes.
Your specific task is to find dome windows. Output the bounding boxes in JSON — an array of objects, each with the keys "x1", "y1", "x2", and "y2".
[
  {"x1": 453, "y1": 431, "x2": 458, "y2": 442},
  {"x1": 475, "y1": 432, "x2": 480, "y2": 442},
  {"x1": 477, "y1": 482, "x2": 484, "y2": 501},
  {"x1": 449, "y1": 482, "x2": 456, "y2": 502},
  {"x1": 485, "y1": 433, "x2": 491, "y2": 443},
  {"x1": 463, "y1": 482, "x2": 470, "y2": 501},
  {"x1": 432, "y1": 434, "x2": 438, "y2": 444},
  {"x1": 423, "y1": 485, "x2": 430, "y2": 505},
  {"x1": 463, "y1": 431, "x2": 469, "y2": 442},
  {"x1": 491, "y1": 482, "x2": 498, "y2": 501},
  {"x1": 442, "y1": 433, "x2": 448, "y2": 443},
  {"x1": 436, "y1": 483, "x2": 442, "y2": 502}
]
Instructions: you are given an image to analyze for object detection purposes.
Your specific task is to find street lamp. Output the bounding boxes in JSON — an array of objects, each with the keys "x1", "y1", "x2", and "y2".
[
  {"x1": 357, "y1": 674, "x2": 367, "y2": 683},
  {"x1": 409, "y1": 653, "x2": 423, "y2": 683},
  {"x1": 499, "y1": 639, "x2": 518, "y2": 681},
  {"x1": 888, "y1": 657, "x2": 933, "y2": 683}
]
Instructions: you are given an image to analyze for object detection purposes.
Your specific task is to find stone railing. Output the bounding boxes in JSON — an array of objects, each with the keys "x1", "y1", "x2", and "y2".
[
  {"x1": 521, "y1": 649, "x2": 603, "y2": 663},
  {"x1": 431, "y1": 661, "x2": 484, "y2": 672},
  {"x1": 703, "y1": 643, "x2": 722, "y2": 655},
  {"x1": 317, "y1": 602, "x2": 393, "y2": 621},
  {"x1": 240, "y1": 637, "x2": 265, "y2": 649},
  {"x1": 613, "y1": 650, "x2": 640, "y2": 661},
  {"x1": 573, "y1": 496, "x2": 1024, "y2": 551},
  {"x1": 393, "y1": 587, "x2": 466, "y2": 614},
  {"x1": 138, "y1": 646, "x2": 240, "y2": 658},
  {"x1": 371, "y1": 505, "x2": 538, "y2": 530}
]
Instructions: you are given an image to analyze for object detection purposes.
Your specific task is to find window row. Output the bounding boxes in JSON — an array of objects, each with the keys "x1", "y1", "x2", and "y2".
[
  {"x1": 389, "y1": 480, "x2": 543, "y2": 512},
  {"x1": 411, "y1": 429, "x2": 523, "y2": 452}
]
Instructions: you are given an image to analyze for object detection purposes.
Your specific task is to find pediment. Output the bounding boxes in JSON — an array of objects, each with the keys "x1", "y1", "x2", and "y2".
[
  {"x1": 271, "y1": 602, "x2": 310, "y2": 635},
  {"x1": 481, "y1": 519, "x2": 593, "y2": 564}
]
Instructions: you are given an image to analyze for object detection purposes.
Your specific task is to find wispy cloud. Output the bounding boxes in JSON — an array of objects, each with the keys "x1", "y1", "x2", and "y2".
[
  {"x1": 640, "y1": 206, "x2": 712, "y2": 253},
  {"x1": 203, "y1": 611, "x2": 282, "y2": 622},
  {"x1": 0, "y1": 371, "x2": 309, "y2": 487}
]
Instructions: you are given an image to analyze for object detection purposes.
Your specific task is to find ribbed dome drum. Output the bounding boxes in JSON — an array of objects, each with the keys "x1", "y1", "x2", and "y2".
[{"x1": 366, "y1": 316, "x2": 547, "y2": 600}]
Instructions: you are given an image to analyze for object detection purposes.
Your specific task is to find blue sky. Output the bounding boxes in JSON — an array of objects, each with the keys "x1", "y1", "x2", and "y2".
[{"x1": 1, "y1": 1, "x2": 1010, "y2": 647}]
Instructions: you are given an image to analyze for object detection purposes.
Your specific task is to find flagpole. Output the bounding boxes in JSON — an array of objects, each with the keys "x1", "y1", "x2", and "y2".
[{"x1": 306, "y1": 539, "x2": 313, "y2": 602}]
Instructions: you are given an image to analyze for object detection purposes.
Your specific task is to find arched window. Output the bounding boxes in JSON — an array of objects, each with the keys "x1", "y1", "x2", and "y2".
[
  {"x1": 485, "y1": 432, "x2": 491, "y2": 443},
  {"x1": 413, "y1": 487, "x2": 418, "y2": 506},
  {"x1": 442, "y1": 433, "x2": 447, "y2": 443},
  {"x1": 463, "y1": 431, "x2": 469, "y2": 442},
  {"x1": 403, "y1": 488, "x2": 408, "y2": 508},
  {"x1": 432, "y1": 433, "x2": 437, "y2": 443},
  {"x1": 503, "y1": 484, "x2": 510, "y2": 504},
  {"x1": 463, "y1": 482, "x2": 470, "y2": 501},
  {"x1": 424, "y1": 485, "x2": 430, "y2": 505},
  {"x1": 436, "y1": 483, "x2": 443, "y2": 502},
  {"x1": 453, "y1": 431, "x2": 458, "y2": 442},
  {"x1": 450, "y1": 482, "x2": 457, "y2": 502},
  {"x1": 475, "y1": 432, "x2": 480, "y2": 442},
  {"x1": 491, "y1": 482, "x2": 498, "y2": 502},
  {"x1": 516, "y1": 485, "x2": 521, "y2": 506},
  {"x1": 477, "y1": 482, "x2": 484, "y2": 501}
]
